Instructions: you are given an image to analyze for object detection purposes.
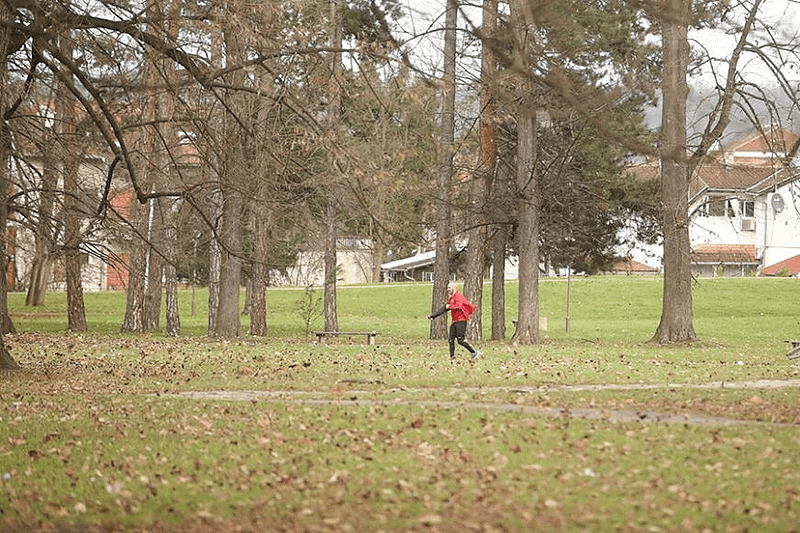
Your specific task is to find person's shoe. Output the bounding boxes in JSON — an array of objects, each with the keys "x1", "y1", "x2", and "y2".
[{"x1": 471, "y1": 351, "x2": 480, "y2": 361}]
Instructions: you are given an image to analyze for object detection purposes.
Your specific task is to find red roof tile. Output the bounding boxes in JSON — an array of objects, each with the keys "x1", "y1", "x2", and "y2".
[
  {"x1": 727, "y1": 128, "x2": 799, "y2": 154},
  {"x1": 611, "y1": 259, "x2": 659, "y2": 273},
  {"x1": 625, "y1": 161, "x2": 786, "y2": 199},
  {"x1": 690, "y1": 164, "x2": 776, "y2": 194},
  {"x1": 691, "y1": 244, "x2": 757, "y2": 264},
  {"x1": 761, "y1": 254, "x2": 800, "y2": 276}
]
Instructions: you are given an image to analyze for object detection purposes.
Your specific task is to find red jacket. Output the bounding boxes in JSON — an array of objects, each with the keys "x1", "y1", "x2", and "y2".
[{"x1": 448, "y1": 291, "x2": 475, "y2": 322}]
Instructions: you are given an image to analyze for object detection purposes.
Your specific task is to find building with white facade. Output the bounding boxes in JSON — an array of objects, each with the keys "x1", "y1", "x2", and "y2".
[{"x1": 629, "y1": 127, "x2": 800, "y2": 276}]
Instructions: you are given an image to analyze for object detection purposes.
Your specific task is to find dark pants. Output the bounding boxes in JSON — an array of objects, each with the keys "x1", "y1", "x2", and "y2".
[{"x1": 449, "y1": 320, "x2": 475, "y2": 357}]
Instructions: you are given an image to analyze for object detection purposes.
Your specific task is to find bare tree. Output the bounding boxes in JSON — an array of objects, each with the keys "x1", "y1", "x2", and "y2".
[
  {"x1": 652, "y1": 0, "x2": 695, "y2": 344},
  {"x1": 463, "y1": 0, "x2": 501, "y2": 341},
  {"x1": 0, "y1": 0, "x2": 17, "y2": 367},
  {"x1": 653, "y1": 0, "x2": 765, "y2": 343},
  {"x1": 430, "y1": 0, "x2": 458, "y2": 340},
  {"x1": 322, "y1": 0, "x2": 344, "y2": 334}
]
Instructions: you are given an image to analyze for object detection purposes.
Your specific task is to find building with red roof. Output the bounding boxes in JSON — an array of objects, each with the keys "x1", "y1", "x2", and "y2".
[
  {"x1": 760, "y1": 254, "x2": 800, "y2": 277},
  {"x1": 626, "y1": 127, "x2": 800, "y2": 277}
]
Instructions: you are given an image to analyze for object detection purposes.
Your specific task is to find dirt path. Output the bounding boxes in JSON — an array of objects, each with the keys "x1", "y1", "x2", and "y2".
[{"x1": 172, "y1": 378, "x2": 800, "y2": 427}]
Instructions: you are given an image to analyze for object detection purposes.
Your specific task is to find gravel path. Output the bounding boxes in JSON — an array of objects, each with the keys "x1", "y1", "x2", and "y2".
[{"x1": 172, "y1": 378, "x2": 800, "y2": 427}]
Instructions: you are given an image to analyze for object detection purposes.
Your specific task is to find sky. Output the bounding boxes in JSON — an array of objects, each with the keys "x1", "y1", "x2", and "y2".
[{"x1": 693, "y1": 0, "x2": 800, "y2": 84}]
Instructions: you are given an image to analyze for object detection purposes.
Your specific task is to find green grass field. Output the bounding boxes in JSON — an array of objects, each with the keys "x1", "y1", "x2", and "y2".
[{"x1": 2, "y1": 276, "x2": 800, "y2": 532}]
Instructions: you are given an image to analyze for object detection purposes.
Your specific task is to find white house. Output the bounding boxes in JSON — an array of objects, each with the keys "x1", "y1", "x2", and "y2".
[
  {"x1": 279, "y1": 237, "x2": 377, "y2": 286},
  {"x1": 689, "y1": 128, "x2": 800, "y2": 276},
  {"x1": 380, "y1": 249, "x2": 521, "y2": 282},
  {"x1": 629, "y1": 127, "x2": 800, "y2": 276}
]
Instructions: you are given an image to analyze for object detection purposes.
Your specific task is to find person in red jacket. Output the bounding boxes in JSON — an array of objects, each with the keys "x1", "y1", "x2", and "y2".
[{"x1": 428, "y1": 283, "x2": 480, "y2": 361}]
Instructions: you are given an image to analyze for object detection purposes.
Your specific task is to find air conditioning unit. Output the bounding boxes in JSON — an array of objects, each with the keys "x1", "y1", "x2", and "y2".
[{"x1": 740, "y1": 218, "x2": 756, "y2": 231}]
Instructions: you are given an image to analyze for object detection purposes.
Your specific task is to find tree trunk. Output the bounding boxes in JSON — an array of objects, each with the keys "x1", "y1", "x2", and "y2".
[
  {"x1": 215, "y1": 183, "x2": 243, "y2": 338},
  {"x1": 208, "y1": 189, "x2": 222, "y2": 337},
  {"x1": 510, "y1": 106, "x2": 540, "y2": 345},
  {"x1": 373, "y1": 237, "x2": 384, "y2": 282},
  {"x1": 63, "y1": 122, "x2": 87, "y2": 332},
  {"x1": 26, "y1": 160, "x2": 57, "y2": 306},
  {"x1": 490, "y1": 156, "x2": 511, "y2": 341},
  {"x1": 164, "y1": 262, "x2": 179, "y2": 337},
  {"x1": 250, "y1": 212, "x2": 268, "y2": 336},
  {"x1": 143, "y1": 197, "x2": 163, "y2": 332},
  {"x1": 490, "y1": 221, "x2": 507, "y2": 340},
  {"x1": 322, "y1": 0, "x2": 342, "y2": 334},
  {"x1": 121, "y1": 202, "x2": 148, "y2": 333},
  {"x1": 465, "y1": 0, "x2": 499, "y2": 342},
  {"x1": 26, "y1": 256, "x2": 51, "y2": 307},
  {"x1": 463, "y1": 181, "x2": 486, "y2": 341},
  {"x1": 653, "y1": 0, "x2": 696, "y2": 344},
  {"x1": 121, "y1": 32, "x2": 161, "y2": 334},
  {"x1": 0, "y1": 13, "x2": 16, "y2": 343},
  {"x1": 431, "y1": 0, "x2": 458, "y2": 340},
  {"x1": 323, "y1": 194, "x2": 339, "y2": 332},
  {"x1": 164, "y1": 199, "x2": 180, "y2": 337},
  {"x1": 509, "y1": 0, "x2": 539, "y2": 345}
]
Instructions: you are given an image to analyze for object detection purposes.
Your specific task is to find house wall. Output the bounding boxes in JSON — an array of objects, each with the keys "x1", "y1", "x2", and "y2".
[
  {"x1": 689, "y1": 181, "x2": 800, "y2": 272},
  {"x1": 691, "y1": 263, "x2": 758, "y2": 278},
  {"x1": 761, "y1": 184, "x2": 800, "y2": 268},
  {"x1": 280, "y1": 249, "x2": 376, "y2": 286},
  {"x1": 690, "y1": 198, "x2": 759, "y2": 248}
]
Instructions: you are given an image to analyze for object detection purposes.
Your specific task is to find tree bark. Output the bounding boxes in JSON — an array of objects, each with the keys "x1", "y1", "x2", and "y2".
[
  {"x1": 64, "y1": 145, "x2": 87, "y2": 332},
  {"x1": 431, "y1": 0, "x2": 458, "y2": 340},
  {"x1": 249, "y1": 210, "x2": 268, "y2": 336},
  {"x1": 164, "y1": 199, "x2": 180, "y2": 337},
  {"x1": 26, "y1": 157, "x2": 57, "y2": 306},
  {"x1": 322, "y1": 0, "x2": 343, "y2": 334},
  {"x1": 215, "y1": 186, "x2": 243, "y2": 338},
  {"x1": 463, "y1": 181, "x2": 486, "y2": 341},
  {"x1": 207, "y1": 188, "x2": 222, "y2": 336},
  {"x1": 509, "y1": 0, "x2": 539, "y2": 345},
  {"x1": 490, "y1": 155, "x2": 512, "y2": 341},
  {"x1": 490, "y1": 221, "x2": 508, "y2": 340},
  {"x1": 0, "y1": 7, "x2": 16, "y2": 347},
  {"x1": 0, "y1": 148, "x2": 15, "y2": 336},
  {"x1": 121, "y1": 227, "x2": 148, "y2": 333},
  {"x1": 143, "y1": 197, "x2": 163, "y2": 332},
  {"x1": 61, "y1": 84, "x2": 87, "y2": 332},
  {"x1": 653, "y1": 0, "x2": 696, "y2": 344},
  {"x1": 323, "y1": 194, "x2": 339, "y2": 333},
  {"x1": 464, "y1": 0, "x2": 499, "y2": 342},
  {"x1": 511, "y1": 106, "x2": 540, "y2": 345},
  {"x1": 121, "y1": 23, "x2": 160, "y2": 334}
]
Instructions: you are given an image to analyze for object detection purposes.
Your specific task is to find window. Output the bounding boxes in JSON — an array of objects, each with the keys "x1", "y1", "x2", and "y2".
[{"x1": 740, "y1": 200, "x2": 755, "y2": 218}]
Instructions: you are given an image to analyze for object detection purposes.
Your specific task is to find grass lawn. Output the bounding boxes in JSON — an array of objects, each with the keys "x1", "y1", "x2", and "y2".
[{"x1": 2, "y1": 276, "x2": 800, "y2": 532}]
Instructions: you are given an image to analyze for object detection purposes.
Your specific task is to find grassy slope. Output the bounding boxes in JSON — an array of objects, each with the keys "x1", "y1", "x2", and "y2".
[
  {"x1": 8, "y1": 276, "x2": 800, "y2": 342},
  {"x1": 3, "y1": 277, "x2": 800, "y2": 532}
]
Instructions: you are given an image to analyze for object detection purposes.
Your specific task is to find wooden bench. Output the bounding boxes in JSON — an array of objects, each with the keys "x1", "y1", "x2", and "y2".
[
  {"x1": 786, "y1": 340, "x2": 800, "y2": 360},
  {"x1": 315, "y1": 331, "x2": 378, "y2": 345}
]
